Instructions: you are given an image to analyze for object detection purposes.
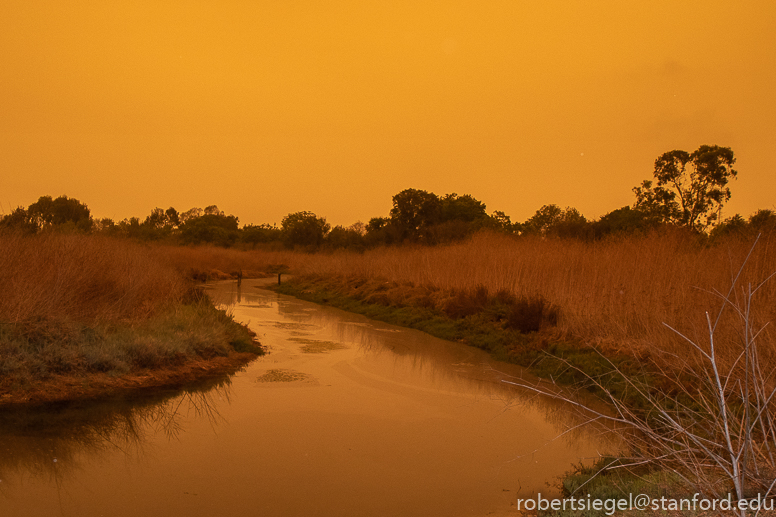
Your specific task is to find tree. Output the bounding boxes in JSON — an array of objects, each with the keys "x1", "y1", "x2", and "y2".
[
  {"x1": 366, "y1": 217, "x2": 390, "y2": 233},
  {"x1": 709, "y1": 209, "x2": 776, "y2": 242},
  {"x1": 144, "y1": 208, "x2": 168, "y2": 230},
  {"x1": 389, "y1": 188, "x2": 440, "y2": 242},
  {"x1": 523, "y1": 204, "x2": 590, "y2": 238},
  {"x1": 26, "y1": 195, "x2": 92, "y2": 232},
  {"x1": 165, "y1": 207, "x2": 180, "y2": 227},
  {"x1": 118, "y1": 217, "x2": 142, "y2": 238},
  {"x1": 591, "y1": 206, "x2": 656, "y2": 238},
  {"x1": 633, "y1": 145, "x2": 737, "y2": 232},
  {"x1": 241, "y1": 224, "x2": 282, "y2": 246},
  {"x1": 549, "y1": 207, "x2": 589, "y2": 239},
  {"x1": 364, "y1": 217, "x2": 399, "y2": 246},
  {"x1": 439, "y1": 193, "x2": 487, "y2": 223},
  {"x1": 203, "y1": 205, "x2": 224, "y2": 216},
  {"x1": 748, "y1": 208, "x2": 776, "y2": 233},
  {"x1": 93, "y1": 217, "x2": 118, "y2": 235},
  {"x1": 0, "y1": 207, "x2": 38, "y2": 233},
  {"x1": 179, "y1": 213, "x2": 240, "y2": 247},
  {"x1": 522, "y1": 204, "x2": 563, "y2": 235},
  {"x1": 179, "y1": 207, "x2": 203, "y2": 223},
  {"x1": 280, "y1": 211, "x2": 330, "y2": 248},
  {"x1": 488, "y1": 210, "x2": 520, "y2": 234},
  {"x1": 708, "y1": 214, "x2": 748, "y2": 241},
  {"x1": 325, "y1": 225, "x2": 365, "y2": 250}
]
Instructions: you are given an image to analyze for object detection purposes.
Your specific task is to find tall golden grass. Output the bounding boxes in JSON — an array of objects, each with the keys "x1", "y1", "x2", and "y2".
[
  {"x1": 306, "y1": 231, "x2": 776, "y2": 361},
  {"x1": 156, "y1": 230, "x2": 776, "y2": 364},
  {"x1": 5, "y1": 229, "x2": 771, "y2": 366},
  {"x1": 0, "y1": 232, "x2": 187, "y2": 323}
]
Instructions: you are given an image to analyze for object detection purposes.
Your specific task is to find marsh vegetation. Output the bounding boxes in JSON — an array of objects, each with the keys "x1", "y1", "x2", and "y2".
[{"x1": 0, "y1": 232, "x2": 261, "y2": 405}]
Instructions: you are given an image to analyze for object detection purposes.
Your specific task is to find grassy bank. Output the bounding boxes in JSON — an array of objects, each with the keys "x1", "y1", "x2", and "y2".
[
  {"x1": 273, "y1": 273, "x2": 661, "y2": 409},
  {"x1": 0, "y1": 232, "x2": 262, "y2": 406}
]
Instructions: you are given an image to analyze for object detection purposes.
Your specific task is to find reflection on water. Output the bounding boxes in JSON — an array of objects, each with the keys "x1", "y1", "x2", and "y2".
[
  {"x1": 0, "y1": 279, "x2": 614, "y2": 517},
  {"x1": 0, "y1": 379, "x2": 230, "y2": 491}
]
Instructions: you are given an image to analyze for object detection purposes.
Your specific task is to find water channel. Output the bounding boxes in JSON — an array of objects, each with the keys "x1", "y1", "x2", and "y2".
[{"x1": 0, "y1": 279, "x2": 612, "y2": 516}]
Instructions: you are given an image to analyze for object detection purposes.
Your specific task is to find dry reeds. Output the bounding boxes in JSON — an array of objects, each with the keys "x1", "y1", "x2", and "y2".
[
  {"x1": 280, "y1": 231, "x2": 775, "y2": 365},
  {"x1": 153, "y1": 244, "x2": 303, "y2": 281},
  {"x1": 504, "y1": 240, "x2": 776, "y2": 513},
  {"x1": 47, "y1": 228, "x2": 772, "y2": 372},
  {"x1": 143, "y1": 230, "x2": 776, "y2": 371},
  {"x1": 0, "y1": 232, "x2": 187, "y2": 323}
]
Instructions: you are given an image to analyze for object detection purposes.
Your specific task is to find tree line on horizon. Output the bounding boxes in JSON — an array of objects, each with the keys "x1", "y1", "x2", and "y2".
[{"x1": 2, "y1": 145, "x2": 774, "y2": 249}]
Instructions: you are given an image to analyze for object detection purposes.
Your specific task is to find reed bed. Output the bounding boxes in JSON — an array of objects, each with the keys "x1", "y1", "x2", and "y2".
[
  {"x1": 0, "y1": 232, "x2": 187, "y2": 324},
  {"x1": 9, "y1": 230, "x2": 770, "y2": 374},
  {"x1": 154, "y1": 244, "x2": 304, "y2": 280},
  {"x1": 195, "y1": 231, "x2": 776, "y2": 368}
]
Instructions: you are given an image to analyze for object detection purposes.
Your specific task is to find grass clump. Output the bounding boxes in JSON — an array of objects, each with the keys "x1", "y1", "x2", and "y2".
[
  {"x1": 0, "y1": 297, "x2": 261, "y2": 393},
  {"x1": 505, "y1": 295, "x2": 559, "y2": 333}
]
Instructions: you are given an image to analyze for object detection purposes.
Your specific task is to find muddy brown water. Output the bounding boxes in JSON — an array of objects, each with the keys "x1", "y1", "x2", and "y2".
[{"x1": 0, "y1": 279, "x2": 613, "y2": 516}]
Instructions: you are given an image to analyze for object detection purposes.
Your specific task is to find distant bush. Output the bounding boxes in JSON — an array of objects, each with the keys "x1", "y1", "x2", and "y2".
[
  {"x1": 180, "y1": 213, "x2": 240, "y2": 247},
  {"x1": 281, "y1": 211, "x2": 330, "y2": 249}
]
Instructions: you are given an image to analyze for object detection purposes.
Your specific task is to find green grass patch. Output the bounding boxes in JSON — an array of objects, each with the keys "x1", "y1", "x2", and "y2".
[
  {"x1": 537, "y1": 457, "x2": 688, "y2": 517},
  {"x1": 0, "y1": 297, "x2": 262, "y2": 392}
]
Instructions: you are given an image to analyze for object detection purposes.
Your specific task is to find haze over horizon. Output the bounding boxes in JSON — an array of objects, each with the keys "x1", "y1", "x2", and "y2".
[{"x1": 2, "y1": 0, "x2": 774, "y2": 227}]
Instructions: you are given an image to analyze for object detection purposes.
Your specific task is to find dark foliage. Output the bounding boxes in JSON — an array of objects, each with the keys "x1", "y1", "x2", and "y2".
[{"x1": 505, "y1": 296, "x2": 558, "y2": 333}]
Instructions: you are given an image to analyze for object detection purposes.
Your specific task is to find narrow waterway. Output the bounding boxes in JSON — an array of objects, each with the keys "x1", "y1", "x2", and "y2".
[{"x1": 0, "y1": 279, "x2": 612, "y2": 517}]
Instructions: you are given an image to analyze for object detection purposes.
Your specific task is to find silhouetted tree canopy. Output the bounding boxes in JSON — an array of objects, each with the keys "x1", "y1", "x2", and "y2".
[
  {"x1": 439, "y1": 193, "x2": 487, "y2": 223},
  {"x1": 364, "y1": 217, "x2": 399, "y2": 246},
  {"x1": 591, "y1": 206, "x2": 656, "y2": 238},
  {"x1": 523, "y1": 204, "x2": 563, "y2": 236},
  {"x1": 709, "y1": 209, "x2": 776, "y2": 241},
  {"x1": 326, "y1": 225, "x2": 366, "y2": 251},
  {"x1": 179, "y1": 207, "x2": 203, "y2": 223},
  {"x1": 0, "y1": 207, "x2": 38, "y2": 233},
  {"x1": 1, "y1": 196, "x2": 92, "y2": 233},
  {"x1": 633, "y1": 145, "x2": 737, "y2": 232},
  {"x1": 522, "y1": 205, "x2": 590, "y2": 239},
  {"x1": 281, "y1": 211, "x2": 330, "y2": 248},
  {"x1": 23, "y1": 195, "x2": 93, "y2": 232},
  {"x1": 144, "y1": 208, "x2": 168, "y2": 230},
  {"x1": 389, "y1": 188, "x2": 441, "y2": 242},
  {"x1": 488, "y1": 210, "x2": 520, "y2": 234},
  {"x1": 12, "y1": 176, "x2": 772, "y2": 251},
  {"x1": 180, "y1": 213, "x2": 240, "y2": 246},
  {"x1": 242, "y1": 223, "x2": 282, "y2": 246}
]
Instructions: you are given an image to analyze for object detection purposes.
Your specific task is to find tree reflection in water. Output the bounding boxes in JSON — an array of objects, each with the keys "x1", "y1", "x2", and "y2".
[{"x1": 0, "y1": 375, "x2": 232, "y2": 491}]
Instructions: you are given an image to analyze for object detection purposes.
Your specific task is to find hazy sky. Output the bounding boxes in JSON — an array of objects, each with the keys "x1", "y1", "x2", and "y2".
[{"x1": 2, "y1": 0, "x2": 774, "y2": 227}]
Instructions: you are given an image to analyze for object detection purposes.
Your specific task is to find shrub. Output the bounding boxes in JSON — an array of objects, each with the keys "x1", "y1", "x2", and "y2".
[
  {"x1": 443, "y1": 285, "x2": 489, "y2": 319},
  {"x1": 505, "y1": 296, "x2": 558, "y2": 333}
]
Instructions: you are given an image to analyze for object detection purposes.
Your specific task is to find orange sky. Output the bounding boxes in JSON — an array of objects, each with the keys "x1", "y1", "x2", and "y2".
[{"x1": 2, "y1": 0, "x2": 774, "y2": 227}]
